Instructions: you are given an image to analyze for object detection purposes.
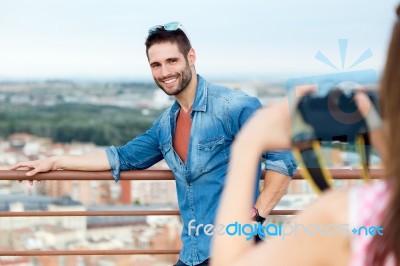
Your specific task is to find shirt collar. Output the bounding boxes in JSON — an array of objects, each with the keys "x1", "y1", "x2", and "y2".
[{"x1": 171, "y1": 74, "x2": 208, "y2": 114}]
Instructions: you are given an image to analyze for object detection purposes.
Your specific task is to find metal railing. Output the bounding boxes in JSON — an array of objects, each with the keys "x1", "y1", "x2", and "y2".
[{"x1": 0, "y1": 169, "x2": 384, "y2": 257}]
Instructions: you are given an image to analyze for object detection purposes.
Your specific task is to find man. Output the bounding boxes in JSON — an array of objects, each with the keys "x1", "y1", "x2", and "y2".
[{"x1": 12, "y1": 22, "x2": 296, "y2": 266}]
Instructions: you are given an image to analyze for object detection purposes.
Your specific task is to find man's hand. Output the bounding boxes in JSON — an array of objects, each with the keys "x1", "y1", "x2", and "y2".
[
  {"x1": 11, "y1": 158, "x2": 56, "y2": 176},
  {"x1": 11, "y1": 158, "x2": 56, "y2": 185},
  {"x1": 10, "y1": 150, "x2": 111, "y2": 184}
]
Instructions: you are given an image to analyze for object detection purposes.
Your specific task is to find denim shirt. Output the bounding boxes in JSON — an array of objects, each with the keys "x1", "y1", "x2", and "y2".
[{"x1": 106, "y1": 75, "x2": 297, "y2": 265}]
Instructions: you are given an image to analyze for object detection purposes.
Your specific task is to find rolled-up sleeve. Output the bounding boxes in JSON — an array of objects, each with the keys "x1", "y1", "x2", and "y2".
[
  {"x1": 105, "y1": 118, "x2": 164, "y2": 182},
  {"x1": 105, "y1": 146, "x2": 121, "y2": 182},
  {"x1": 264, "y1": 150, "x2": 297, "y2": 178}
]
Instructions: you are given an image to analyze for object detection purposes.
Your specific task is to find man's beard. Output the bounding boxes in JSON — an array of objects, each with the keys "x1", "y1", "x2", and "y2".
[{"x1": 155, "y1": 64, "x2": 192, "y2": 96}]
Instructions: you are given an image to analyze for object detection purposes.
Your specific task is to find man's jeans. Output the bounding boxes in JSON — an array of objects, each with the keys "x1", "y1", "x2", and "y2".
[{"x1": 173, "y1": 259, "x2": 210, "y2": 266}]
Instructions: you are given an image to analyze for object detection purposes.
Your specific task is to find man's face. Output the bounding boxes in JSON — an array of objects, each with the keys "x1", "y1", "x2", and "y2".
[{"x1": 147, "y1": 42, "x2": 193, "y2": 96}]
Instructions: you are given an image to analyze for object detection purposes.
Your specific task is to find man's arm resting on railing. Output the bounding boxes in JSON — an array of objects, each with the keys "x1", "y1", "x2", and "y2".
[{"x1": 10, "y1": 150, "x2": 110, "y2": 176}]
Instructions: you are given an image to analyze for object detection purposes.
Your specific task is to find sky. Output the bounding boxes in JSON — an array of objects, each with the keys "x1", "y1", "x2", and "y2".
[{"x1": 0, "y1": 0, "x2": 398, "y2": 81}]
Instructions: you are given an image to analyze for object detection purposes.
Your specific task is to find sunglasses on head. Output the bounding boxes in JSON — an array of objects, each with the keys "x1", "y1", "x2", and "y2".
[{"x1": 148, "y1": 21, "x2": 185, "y2": 34}]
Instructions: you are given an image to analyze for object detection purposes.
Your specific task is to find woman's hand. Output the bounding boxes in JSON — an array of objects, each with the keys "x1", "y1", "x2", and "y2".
[{"x1": 354, "y1": 91, "x2": 387, "y2": 163}]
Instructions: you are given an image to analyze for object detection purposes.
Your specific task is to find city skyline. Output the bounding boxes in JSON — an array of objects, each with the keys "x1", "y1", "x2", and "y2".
[{"x1": 1, "y1": 0, "x2": 398, "y2": 81}]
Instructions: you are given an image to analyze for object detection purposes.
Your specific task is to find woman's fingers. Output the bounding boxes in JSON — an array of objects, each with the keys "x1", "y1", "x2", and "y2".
[
  {"x1": 354, "y1": 91, "x2": 382, "y2": 131},
  {"x1": 294, "y1": 84, "x2": 318, "y2": 98},
  {"x1": 354, "y1": 92, "x2": 372, "y2": 117},
  {"x1": 354, "y1": 91, "x2": 387, "y2": 162}
]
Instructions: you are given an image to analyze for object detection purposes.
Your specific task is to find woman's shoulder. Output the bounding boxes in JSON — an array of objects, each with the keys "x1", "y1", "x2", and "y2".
[{"x1": 300, "y1": 189, "x2": 349, "y2": 224}]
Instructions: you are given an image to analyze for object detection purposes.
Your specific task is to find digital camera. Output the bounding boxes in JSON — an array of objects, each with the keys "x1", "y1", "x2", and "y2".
[{"x1": 286, "y1": 69, "x2": 380, "y2": 144}]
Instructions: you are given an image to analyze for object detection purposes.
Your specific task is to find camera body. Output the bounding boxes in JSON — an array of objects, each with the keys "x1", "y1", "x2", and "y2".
[
  {"x1": 296, "y1": 89, "x2": 379, "y2": 142},
  {"x1": 286, "y1": 69, "x2": 380, "y2": 144}
]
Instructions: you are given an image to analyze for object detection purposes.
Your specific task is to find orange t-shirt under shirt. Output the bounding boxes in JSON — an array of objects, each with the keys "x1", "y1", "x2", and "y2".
[{"x1": 173, "y1": 107, "x2": 192, "y2": 163}]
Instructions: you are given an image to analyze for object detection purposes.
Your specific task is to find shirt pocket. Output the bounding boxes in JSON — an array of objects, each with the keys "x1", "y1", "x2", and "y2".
[{"x1": 197, "y1": 136, "x2": 228, "y2": 173}]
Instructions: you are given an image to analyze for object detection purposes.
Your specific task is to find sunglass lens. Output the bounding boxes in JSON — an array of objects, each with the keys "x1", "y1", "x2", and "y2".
[
  {"x1": 163, "y1": 22, "x2": 180, "y2": 31},
  {"x1": 148, "y1": 25, "x2": 160, "y2": 33}
]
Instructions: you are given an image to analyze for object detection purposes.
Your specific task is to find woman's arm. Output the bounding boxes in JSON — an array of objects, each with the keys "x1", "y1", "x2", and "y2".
[
  {"x1": 213, "y1": 189, "x2": 350, "y2": 266},
  {"x1": 211, "y1": 90, "x2": 382, "y2": 266},
  {"x1": 212, "y1": 105, "x2": 350, "y2": 265},
  {"x1": 212, "y1": 102, "x2": 292, "y2": 265}
]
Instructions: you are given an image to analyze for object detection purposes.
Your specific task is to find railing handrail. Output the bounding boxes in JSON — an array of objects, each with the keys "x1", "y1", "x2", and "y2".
[
  {"x1": 0, "y1": 168, "x2": 385, "y2": 181},
  {"x1": 0, "y1": 168, "x2": 384, "y2": 257},
  {"x1": 0, "y1": 250, "x2": 181, "y2": 256},
  {"x1": 0, "y1": 210, "x2": 297, "y2": 217}
]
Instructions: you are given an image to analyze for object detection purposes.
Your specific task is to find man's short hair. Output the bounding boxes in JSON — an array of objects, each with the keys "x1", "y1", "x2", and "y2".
[{"x1": 145, "y1": 28, "x2": 192, "y2": 58}]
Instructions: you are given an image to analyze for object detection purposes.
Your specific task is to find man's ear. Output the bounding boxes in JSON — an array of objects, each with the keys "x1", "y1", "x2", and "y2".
[{"x1": 187, "y1": 48, "x2": 196, "y2": 66}]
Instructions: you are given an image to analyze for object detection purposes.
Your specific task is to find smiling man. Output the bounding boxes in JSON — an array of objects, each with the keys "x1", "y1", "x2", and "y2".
[{"x1": 11, "y1": 22, "x2": 296, "y2": 266}]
